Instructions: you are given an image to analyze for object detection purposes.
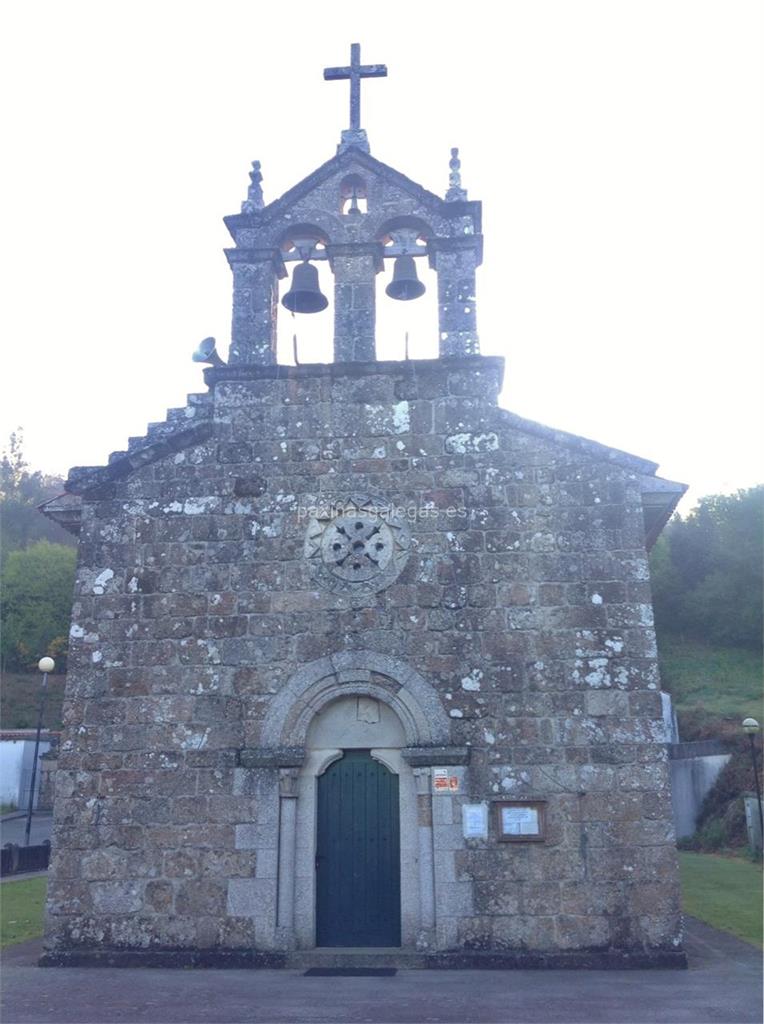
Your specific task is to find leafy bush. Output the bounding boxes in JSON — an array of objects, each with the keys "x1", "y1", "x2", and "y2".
[{"x1": 0, "y1": 542, "x2": 76, "y2": 672}]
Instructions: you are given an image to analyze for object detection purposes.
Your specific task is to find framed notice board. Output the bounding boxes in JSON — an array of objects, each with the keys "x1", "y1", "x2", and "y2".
[{"x1": 494, "y1": 800, "x2": 547, "y2": 842}]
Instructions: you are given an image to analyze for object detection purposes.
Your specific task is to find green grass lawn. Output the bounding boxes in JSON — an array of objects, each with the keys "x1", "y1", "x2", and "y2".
[
  {"x1": 0, "y1": 876, "x2": 47, "y2": 948},
  {"x1": 2, "y1": 851, "x2": 757, "y2": 946},
  {"x1": 0, "y1": 858, "x2": 761, "y2": 950},
  {"x1": 658, "y1": 636, "x2": 763, "y2": 724},
  {"x1": 679, "y1": 851, "x2": 763, "y2": 947}
]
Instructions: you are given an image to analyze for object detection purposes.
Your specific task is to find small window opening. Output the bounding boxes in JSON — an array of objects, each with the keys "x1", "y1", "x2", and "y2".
[{"x1": 340, "y1": 174, "x2": 368, "y2": 215}]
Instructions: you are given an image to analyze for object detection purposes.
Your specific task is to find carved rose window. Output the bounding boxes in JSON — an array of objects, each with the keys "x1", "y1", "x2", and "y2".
[{"x1": 305, "y1": 496, "x2": 410, "y2": 594}]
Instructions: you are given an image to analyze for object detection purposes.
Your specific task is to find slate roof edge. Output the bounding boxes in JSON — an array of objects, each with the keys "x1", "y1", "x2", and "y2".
[
  {"x1": 493, "y1": 409, "x2": 687, "y2": 547},
  {"x1": 62, "y1": 422, "x2": 215, "y2": 496},
  {"x1": 640, "y1": 473, "x2": 688, "y2": 549},
  {"x1": 494, "y1": 407, "x2": 663, "y2": 476},
  {"x1": 37, "y1": 491, "x2": 83, "y2": 536}
]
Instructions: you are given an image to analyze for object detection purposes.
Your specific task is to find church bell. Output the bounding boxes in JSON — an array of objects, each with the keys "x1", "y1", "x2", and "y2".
[
  {"x1": 385, "y1": 255, "x2": 425, "y2": 301},
  {"x1": 282, "y1": 261, "x2": 329, "y2": 314}
]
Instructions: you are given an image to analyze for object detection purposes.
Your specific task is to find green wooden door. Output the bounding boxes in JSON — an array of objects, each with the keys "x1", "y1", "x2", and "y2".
[{"x1": 316, "y1": 750, "x2": 401, "y2": 947}]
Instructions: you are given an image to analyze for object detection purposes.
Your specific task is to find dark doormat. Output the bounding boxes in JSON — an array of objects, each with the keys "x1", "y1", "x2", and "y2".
[{"x1": 303, "y1": 967, "x2": 397, "y2": 977}]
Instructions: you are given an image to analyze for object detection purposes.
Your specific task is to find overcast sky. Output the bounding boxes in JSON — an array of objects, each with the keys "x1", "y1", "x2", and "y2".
[{"x1": 1, "y1": 0, "x2": 761, "y2": 511}]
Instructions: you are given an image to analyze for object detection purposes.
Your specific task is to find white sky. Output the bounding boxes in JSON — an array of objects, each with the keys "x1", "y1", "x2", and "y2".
[{"x1": 1, "y1": 0, "x2": 761, "y2": 511}]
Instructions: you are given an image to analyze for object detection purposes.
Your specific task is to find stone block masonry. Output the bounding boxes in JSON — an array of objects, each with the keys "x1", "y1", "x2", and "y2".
[{"x1": 42, "y1": 354, "x2": 686, "y2": 967}]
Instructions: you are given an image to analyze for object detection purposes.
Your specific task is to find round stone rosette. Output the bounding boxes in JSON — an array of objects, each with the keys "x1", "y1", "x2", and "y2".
[{"x1": 304, "y1": 495, "x2": 411, "y2": 594}]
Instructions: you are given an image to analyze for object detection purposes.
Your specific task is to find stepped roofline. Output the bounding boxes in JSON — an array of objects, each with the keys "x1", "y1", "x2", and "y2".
[{"x1": 40, "y1": 355, "x2": 685, "y2": 547}]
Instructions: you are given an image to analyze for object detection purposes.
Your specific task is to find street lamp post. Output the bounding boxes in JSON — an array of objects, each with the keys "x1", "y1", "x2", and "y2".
[
  {"x1": 23, "y1": 657, "x2": 54, "y2": 847},
  {"x1": 742, "y1": 718, "x2": 763, "y2": 847}
]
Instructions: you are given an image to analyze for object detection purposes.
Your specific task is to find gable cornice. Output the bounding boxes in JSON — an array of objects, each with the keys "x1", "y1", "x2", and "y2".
[{"x1": 224, "y1": 147, "x2": 482, "y2": 239}]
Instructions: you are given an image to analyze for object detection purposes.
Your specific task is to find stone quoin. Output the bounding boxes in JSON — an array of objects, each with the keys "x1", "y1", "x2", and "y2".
[{"x1": 40, "y1": 44, "x2": 687, "y2": 969}]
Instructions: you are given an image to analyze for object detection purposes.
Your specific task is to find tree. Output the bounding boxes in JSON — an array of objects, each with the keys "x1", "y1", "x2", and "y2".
[
  {"x1": 0, "y1": 429, "x2": 74, "y2": 559},
  {"x1": 651, "y1": 486, "x2": 763, "y2": 649},
  {"x1": 0, "y1": 541, "x2": 76, "y2": 672}
]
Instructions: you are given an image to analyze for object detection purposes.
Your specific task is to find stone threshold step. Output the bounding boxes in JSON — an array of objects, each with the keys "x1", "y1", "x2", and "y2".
[{"x1": 286, "y1": 948, "x2": 427, "y2": 970}]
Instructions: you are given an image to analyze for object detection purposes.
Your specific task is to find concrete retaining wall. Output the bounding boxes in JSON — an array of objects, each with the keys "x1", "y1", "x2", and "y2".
[
  {"x1": 0, "y1": 736, "x2": 53, "y2": 810},
  {"x1": 669, "y1": 745, "x2": 731, "y2": 839}
]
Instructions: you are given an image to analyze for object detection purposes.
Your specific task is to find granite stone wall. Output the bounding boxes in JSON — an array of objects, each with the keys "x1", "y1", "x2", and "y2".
[{"x1": 44, "y1": 355, "x2": 682, "y2": 962}]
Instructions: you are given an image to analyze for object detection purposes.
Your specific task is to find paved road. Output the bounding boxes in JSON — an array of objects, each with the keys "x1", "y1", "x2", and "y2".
[
  {"x1": 0, "y1": 813, "x2": 53, "y2": 847},
  {"x1": 1, "y1": 917, "x2": 761, "y2": 1024}
]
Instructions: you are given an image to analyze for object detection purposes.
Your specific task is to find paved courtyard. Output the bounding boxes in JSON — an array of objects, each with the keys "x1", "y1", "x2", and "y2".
[{"x1": 1, "y1": 917, "x2": 761, "y2": 1024}]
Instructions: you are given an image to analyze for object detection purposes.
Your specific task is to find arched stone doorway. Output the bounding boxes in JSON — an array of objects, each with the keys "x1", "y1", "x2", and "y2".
[
  {"x1": 280, "y1": 658, "x2": 436, "y2": 950},
  {"x1": 259, "y1": 650, "x2": 451, "y2": 750},
  {"x1": 232, "y1": 651, "x2": 469, "y2": 952}
]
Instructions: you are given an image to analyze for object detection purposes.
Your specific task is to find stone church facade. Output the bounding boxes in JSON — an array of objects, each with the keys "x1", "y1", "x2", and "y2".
[{"x1": 42, "y1": 51, "x2": 686, "y2": 968}]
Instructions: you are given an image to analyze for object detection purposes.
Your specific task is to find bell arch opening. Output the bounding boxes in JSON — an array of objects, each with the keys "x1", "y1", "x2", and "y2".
[
  {"x1": 376, "y1": 218, "x2": 437, "y2": 361},
  {"x1": 339, "y1": 174, "x2": 368, "y2": 215},
  {"x1": 277, "y1": 259, "x2": 334, "y2": 365},
  {"x1": 276, "y1": 223, "x2": 334, "y2": 364},
  {"x1": 375, "y1": 256, "x2": 438, "y2": 361}
]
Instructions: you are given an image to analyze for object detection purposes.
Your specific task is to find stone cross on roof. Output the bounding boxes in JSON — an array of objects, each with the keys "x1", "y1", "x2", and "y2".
[{"x1": 324, "y1": 43, "x2": 387, "y2": 134}]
